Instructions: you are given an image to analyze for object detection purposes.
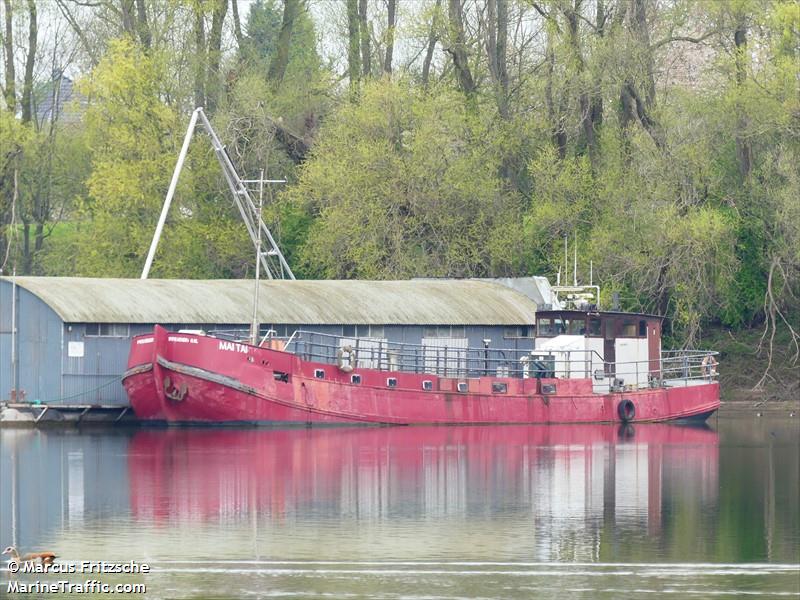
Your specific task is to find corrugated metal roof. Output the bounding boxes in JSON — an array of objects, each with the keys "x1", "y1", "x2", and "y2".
[{"x1": 2, "y1": 277, "x2": 540, "y2": 325}]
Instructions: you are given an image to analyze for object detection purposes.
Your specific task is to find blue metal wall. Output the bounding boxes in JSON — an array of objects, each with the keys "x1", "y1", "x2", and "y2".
[{"x1": 0, "y1": 281, "x2": 61, "y2": 403}]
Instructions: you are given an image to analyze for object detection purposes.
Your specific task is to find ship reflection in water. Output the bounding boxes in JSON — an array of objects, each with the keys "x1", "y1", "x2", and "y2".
[
  {"x1": 2, "y1": 420, "x2": 799, "y2": 599},
  {"x1": 129, "y1": 424, "x2": 718, "y2": 560}
]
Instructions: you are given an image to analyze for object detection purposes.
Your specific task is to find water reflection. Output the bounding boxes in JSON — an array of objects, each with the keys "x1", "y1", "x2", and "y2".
[
  {"x1": 1, "y1": 421, "x2": 798, "y2": 599},
  {"x1": 123, "y1": 425, "x2": 721, "y2": 561}
]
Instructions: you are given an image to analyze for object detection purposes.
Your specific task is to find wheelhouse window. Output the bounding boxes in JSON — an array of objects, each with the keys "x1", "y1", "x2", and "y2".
[
  {"x1": 639, "y1": 320, "x2": 648, "y2": 337},
  {"x1": 565, "y1": 319, "x2": 585, "y2": 335},
  {"x1": 588, "y1": 317, "x2": 602, "y2": 336},
  {"x1": 537, "y1": 317, "x2": 573, "y2": 336},
  {"x1": 620, "y1": 320, "x2": 637, "y2": 337},
  {"x1": 537, "y1": 318, "x2": 557, "y2": 336}
]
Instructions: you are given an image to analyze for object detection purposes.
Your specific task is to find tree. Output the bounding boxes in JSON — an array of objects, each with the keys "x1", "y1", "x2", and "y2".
[{"x1": 284, "y1": 80, "x2": 524, "y2": 279}]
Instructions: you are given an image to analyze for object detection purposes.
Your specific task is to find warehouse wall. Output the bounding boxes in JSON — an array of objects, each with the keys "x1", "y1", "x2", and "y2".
[{"x1": 0, "y1": 281, "x2": 62, "y2": 403}]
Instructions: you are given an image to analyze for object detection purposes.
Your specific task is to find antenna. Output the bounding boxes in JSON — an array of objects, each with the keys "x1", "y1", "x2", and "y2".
[
  {"x1": 564, "y1": 235, "x2": 569, "y2": 286},
  {"x1": 573, "y1": 231, "x2": 578, "y2": 286},
  {"x1": 141, "y1": 107, "x2": 295, "y2": 280}
]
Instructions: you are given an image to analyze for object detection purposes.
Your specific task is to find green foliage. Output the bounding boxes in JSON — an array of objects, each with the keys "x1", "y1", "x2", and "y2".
[
  {"x1": 74, "y1": 38, "x2": 178, "y2": 277},
  {"x1": 3, "y1": 0, "x2": 795, "y2": 357},
  {"x1": 284, "y1": 79, "x2": 525, "y2": 279}
]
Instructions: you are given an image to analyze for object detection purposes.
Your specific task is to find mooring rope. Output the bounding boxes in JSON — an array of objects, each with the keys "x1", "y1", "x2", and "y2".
[{"x1": 10, "y1": 374, "x2": 126, "y2": 405}]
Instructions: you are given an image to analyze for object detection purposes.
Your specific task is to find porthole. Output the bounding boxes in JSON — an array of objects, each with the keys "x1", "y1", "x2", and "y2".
[
  {"x1": 422, "y1": 380, "x2": 433, "y2": 391},
  {"x1": 387, "y1": 377, "x2": 397, "y2": 388},
  {"x1": 314, "y1": 369, "x2": 325, "y2": 379},
  {"x1": 351, "y1": 374, "x2": 362, "y2": 384}
]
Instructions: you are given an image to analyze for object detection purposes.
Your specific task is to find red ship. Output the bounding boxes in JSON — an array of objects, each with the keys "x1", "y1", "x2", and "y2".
[
  {"x1": 122, "y1": 309, "x2": 720, "y2": 425},
  {"x1": 125, "y1": 111, "x2": 719, "y2": 426}
]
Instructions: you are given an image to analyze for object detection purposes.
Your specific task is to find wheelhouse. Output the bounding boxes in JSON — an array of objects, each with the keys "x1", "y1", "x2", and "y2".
[{"x1": 534, "y1": 310, "x2": 663, "y2": 389}]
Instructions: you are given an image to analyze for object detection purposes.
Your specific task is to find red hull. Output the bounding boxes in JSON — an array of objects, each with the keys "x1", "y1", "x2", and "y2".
[{"x1": 122, "y1": 326, "x2": 719, "y2": 425}]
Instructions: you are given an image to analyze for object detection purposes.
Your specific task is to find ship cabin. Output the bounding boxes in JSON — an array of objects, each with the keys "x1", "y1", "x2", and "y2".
[{"x1": 533, "y1": 310, "x2": 663, "y2": 392}]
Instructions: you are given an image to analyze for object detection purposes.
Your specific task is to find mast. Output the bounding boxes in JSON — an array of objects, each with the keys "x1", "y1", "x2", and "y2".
[
  {"x1": 141, "y1": 107, "x2": 295, "y2": 280},
  {"x1": 251, "y1": 171, "x2": 264, "y2": 345},
  {"x1": 573, "y1": 231, "x2": 578, "y2": 286}
]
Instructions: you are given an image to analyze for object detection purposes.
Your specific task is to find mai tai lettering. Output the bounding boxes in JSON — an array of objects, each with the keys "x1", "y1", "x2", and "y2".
[{"x1": 218, "y1": 341, "x2": 250, "y2": 354}]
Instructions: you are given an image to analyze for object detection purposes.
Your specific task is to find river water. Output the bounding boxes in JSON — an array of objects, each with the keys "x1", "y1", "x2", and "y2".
[{"x1": 1, "y1": 416, "x2": 798, "y2": 599}]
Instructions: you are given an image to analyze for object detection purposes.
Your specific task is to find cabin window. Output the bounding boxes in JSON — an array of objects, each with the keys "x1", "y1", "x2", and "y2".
[
  {"x1": 620, "y1": 320, "x2": 637, "y2": 337},
  {"x1": 274, "y1": 371, "x2": 289, "y2": 383},
  {"x1": 537, "y1": 318, "x2": 553, "y2": 336},
  {"x1": 639, "y1": 320, "x2": 648, "y2": 337},
  {"x1": 605, "y1": 318, "x2": 617, "y2": 339},
  {"x1": 314, "y1": 369, "x2": 325, "y2": 379},
  {"x1": 539, "y1": 317, "x2": 572, "y2": 336},
  {"x1": 351, "y1": 374, "x2": 362, "y2": 384},
  {"x1": 457, "y1": 381, "x2": 469, "y2": 393},
  {"x1": 387, "y1": 377, "x2": 397, "y2": 388},
  {"x1": 491, "y1": 382, "x2": 507, "y2": 394},
  {"x1": 565, "y1": 319, "x2": 585, "y2": 335},
  {"x1": 422, "y1": 380, "x2": 433, "y2": 391},
  {"x1": 84, "y1": 323, "x2": 130, "y2": 338},
  {"x1": 588, "y1": 317, "x2": 602, "y2": 336},
  {"x1": 343, "y1": 325, "x2": 356, "y2": 337}
]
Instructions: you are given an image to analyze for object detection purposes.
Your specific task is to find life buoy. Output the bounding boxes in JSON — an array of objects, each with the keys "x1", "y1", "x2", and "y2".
[
  {"x1": 618, "y1": 399, "x2": 635, "y2": 423},
  {"x1": 701, "y1": 355, "x2": 718, "y2": 378},
  {"x1": 337, "y1": 345, "x2": 357, "y2": 373}
]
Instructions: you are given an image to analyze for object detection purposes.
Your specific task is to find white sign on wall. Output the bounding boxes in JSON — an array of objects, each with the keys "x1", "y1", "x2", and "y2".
[{"x1": 68, "y1": 341, "x2": 85, "y2": 358}]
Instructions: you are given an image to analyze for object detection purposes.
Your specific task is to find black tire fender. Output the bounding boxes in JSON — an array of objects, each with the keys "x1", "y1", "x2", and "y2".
[{"x1": 618, "y1": 399, "x2": 636, "y2": 423}]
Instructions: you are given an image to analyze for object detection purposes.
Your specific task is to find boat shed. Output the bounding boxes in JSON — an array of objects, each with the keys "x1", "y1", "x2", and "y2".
[{"x1": 0, "y1": 276, "x2": 555, "y2": 406}]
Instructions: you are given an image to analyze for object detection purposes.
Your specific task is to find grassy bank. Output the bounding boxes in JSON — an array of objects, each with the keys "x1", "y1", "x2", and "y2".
[{"x1": 702, "y1": 324, "x2": 799, "y2": 403}]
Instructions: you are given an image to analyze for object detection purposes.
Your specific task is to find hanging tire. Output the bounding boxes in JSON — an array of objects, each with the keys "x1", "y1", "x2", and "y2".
[{"x1": 618, "y1": 399, "x2": 636, "y2": 423}]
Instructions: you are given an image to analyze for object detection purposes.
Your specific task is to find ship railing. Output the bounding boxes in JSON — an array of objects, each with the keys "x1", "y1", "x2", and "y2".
[
  {"x1": 660, "y1": 350, "x2": 720, "y2": 386},
  {"x1": 282, "y1": 330, "x2": 605, "y2": 380},
  {"x1": 206, "y1": 328, "x2": 251, "y2": 342},
  {"x1": 206, "y1": 329, "x2": 718, "y2": 388}
]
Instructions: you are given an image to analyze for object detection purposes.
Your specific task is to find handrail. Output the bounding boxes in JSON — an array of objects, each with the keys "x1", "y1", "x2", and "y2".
[{"x1": 206, "y1": 327, "x2": 718, "y2": 388}]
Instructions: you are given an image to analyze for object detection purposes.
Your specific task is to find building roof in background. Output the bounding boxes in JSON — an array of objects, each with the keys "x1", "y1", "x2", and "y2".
[{"x1": 2, "y1": 277, "x2": 547, "y2": 325}]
